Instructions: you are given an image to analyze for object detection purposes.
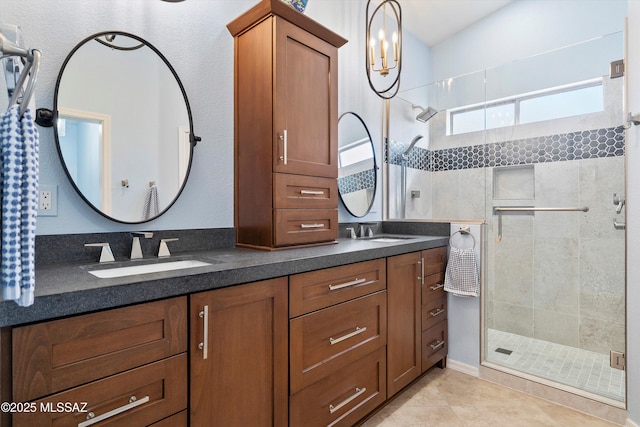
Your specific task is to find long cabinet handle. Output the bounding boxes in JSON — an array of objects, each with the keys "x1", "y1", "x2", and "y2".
[
  {"x1": 78, "y1": 395, "x2": 150, "y2": 427},
  {"x1": 430, "y1": 340, "x2": 446, "y2": 350},
  {"x1": 278, "y1": 130, "x2": 288, "y2": 165},
  {"x1": 300, "y1": 223, "x2": 324, "y2": 229},
  {"x1": 430, "y1": 283, "x2": 444, "y2": 291},
  {"x1": 329, "y1": 387, "x2": 367, "y2": 414},
  {"x1": 300, "y1": 190, "x2": 325, "y2": 195},
  {"x1": 198, "y1": 305, "x2": 209, "y2": 360},
  {"x1": 329, "y1": 277, "x2": 366, "y2": 291},
  {"x1": 429, "y1": 307, "x2": 445, "y2": 317},
  {"x1": 329, "y1": 326, "x2": 367, "y2": 345},
  {"x1": 417, "y1": 258, "x2": 425, "y2": 284}
]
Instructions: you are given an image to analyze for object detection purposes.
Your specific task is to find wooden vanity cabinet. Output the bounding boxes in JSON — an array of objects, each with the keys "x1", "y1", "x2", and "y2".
[
  {"x1": 11, "y1": 297, "x2": 188, "y2": 427},
  {"x1": 421, "y1": 247, "x2": 449, "y2": 372},
  {"x1": 289, "y1": 259, "x2": 387, "y2": 427},
  {"x1": 228, "y1": 0, "x2": 347, "y2": 250},
  {"x1": 386, "y1": 252, "x2": 422, "y2": 398},
  {"x1": 189, "y1": 277, "x2": 288, "y2": 427}
]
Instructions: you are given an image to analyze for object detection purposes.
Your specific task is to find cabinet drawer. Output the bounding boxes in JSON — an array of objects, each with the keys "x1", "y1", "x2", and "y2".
[
  {"x1": 290, "y1": 258, "x2": 386, "y2": 317},
  {"x1": 273, "y1": 209, "x2": 338, "y2": 246},
  {"x1": 274, "y1": 173, "x2": 338, "y2": 209},
  {"x1": 13, "y1": 354, "x2": 187, "y2": 427},
  {"x1": 150, "y1": 410, "x2": 187, "y2": 426},
  {"x1": 422, "y1": 271, "x2": 445, "y2": 303},
  {"x1": 422, "y1": 319, "x2": 448, "y2": 372},
  {"x1": 290, "y1": 291, "x2": 386, "y2": 393},
  {"x1": 290, "y1": 347, "x2": 386, "y2": 427},
  {"x1": 421, "y1": 295, "x2": 447, "y2": 331},
  {"x1": 12, "y1": 297, "x2": 187, "y2": 402},
  {"x1": 423, "y1": 246, "x2": 448, "y2": 276}
]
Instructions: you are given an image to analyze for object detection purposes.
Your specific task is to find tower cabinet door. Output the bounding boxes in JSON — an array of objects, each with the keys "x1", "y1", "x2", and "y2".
[
  {"x1": 190, "y1": 278, "x2": 288, "y2": 427},
  {"x1": 273, "y1": 16, "x2": 338, "y2": 179}
]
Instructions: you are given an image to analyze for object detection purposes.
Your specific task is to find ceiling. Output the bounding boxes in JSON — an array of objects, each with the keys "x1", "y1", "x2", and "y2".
[{"x1": 400, "y1": 0, "x2": 513, "y2": 46}]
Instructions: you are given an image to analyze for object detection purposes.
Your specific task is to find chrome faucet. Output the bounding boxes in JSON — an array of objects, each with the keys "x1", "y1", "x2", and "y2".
[
  {"x1": 85, "y1": 242, "x2": 115, "y2": 263},
  {"x1": 158, "y1": 238, "x2": 179, "y2": 257},
  {"x1": 345, "y1": 227, "x2": 357, "y2": 239},
  {"x1": 130, "y1": 232, "x2": 153, "y2": 259}
]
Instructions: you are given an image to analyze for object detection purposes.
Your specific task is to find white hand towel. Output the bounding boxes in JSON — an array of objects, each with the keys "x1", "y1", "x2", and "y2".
[
  {"x1": 444, "y1": 246, "x2": 479, "y2": 297},
  {"x1": 1, "y1": 106, "x2": 39, "y2": 307}
]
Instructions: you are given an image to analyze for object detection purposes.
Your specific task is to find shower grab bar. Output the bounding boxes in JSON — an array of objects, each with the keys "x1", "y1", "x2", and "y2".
[{"x1": 493, "y1": 206, "x2": 589, "y2": 242}]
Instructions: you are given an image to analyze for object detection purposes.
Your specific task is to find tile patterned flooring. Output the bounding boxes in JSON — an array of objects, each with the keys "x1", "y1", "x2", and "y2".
[
  {"x1": 485, "y1": 329, "x2": 625, "y2": 402},
  {"x1": 362, "y1": 368, "x2": 620, "y2": 426}
]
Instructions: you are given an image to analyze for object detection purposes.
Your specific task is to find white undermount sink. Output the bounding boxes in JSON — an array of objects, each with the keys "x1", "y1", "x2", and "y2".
[
  {"x1": 88, "y1": 259, "x2": 212, "y2": 278},
  {"x1": 367, "y1": 237, "x2": 410, "y2": 243}
]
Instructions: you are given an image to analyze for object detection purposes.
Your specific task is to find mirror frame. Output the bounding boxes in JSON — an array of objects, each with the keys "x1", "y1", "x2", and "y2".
[
  {"x1": 53, "y1": 30, "x2": 198, "y2": 224},
  {"x1": 337, "y1": 111, "x2": 377, "y2": 218}
]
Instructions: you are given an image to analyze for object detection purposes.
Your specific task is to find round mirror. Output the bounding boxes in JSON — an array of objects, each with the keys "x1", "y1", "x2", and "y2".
[
  {"x1": 337, "y1": 112, "x2": 377, "y2": 217},
  {"x1": 54, "y1": 31, "x2": 197, "y2": 224}
]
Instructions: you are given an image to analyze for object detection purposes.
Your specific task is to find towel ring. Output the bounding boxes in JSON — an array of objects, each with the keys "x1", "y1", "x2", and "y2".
[{"x1": 450, "y1": 227, "x2": 476, "y2": 250}]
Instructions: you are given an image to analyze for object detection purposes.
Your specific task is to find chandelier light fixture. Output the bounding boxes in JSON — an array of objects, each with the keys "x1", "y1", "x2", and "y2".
[{"x1": 365, "y1": 0, "x2": 402, "y2": 99}]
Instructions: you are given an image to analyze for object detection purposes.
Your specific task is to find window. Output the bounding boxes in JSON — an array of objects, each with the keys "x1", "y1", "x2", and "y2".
[{"x1": 449, "y1": 79, "x2": 603, "y2": 135}]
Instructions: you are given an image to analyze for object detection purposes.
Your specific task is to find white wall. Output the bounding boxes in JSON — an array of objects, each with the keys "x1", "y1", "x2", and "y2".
[{"x1": 626, "y1": 1, "x2": 640, "y2": 424}]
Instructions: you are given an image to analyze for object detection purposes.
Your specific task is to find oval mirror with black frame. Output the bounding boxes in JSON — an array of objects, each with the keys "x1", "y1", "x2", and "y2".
[
  {"x1": 53, "y1": 31, "x2": 198, "y2": 224},
  {"x1": 337, "y1": 112, "x2": 377, "y2": 217}
]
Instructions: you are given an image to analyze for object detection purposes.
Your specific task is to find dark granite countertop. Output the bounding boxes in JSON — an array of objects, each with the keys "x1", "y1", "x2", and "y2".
[{"x1": 0, "y1": 234, "x2": 449, "y2": 327}]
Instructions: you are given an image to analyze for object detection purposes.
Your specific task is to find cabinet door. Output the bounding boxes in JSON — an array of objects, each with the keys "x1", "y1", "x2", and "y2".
[
  {"x1": 190, "y1": 278, "x2": 288, "y2": 427},
  {"x1": 273, "y1": 17, "x2": 338, "y2": 178},
  {"x1": 386, "y1": 252, "x2": 422, "y2": 397}
]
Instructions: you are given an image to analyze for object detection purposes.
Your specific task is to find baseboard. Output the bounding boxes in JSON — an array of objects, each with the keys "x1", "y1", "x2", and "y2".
[{"x1": 446, "y1": 359, "x2": 479, "y2": 377}]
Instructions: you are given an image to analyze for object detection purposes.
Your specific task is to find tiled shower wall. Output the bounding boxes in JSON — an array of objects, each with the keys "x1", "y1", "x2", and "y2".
[{"x1": 389, "y1": 77, "x2": 625, "y2": 355}]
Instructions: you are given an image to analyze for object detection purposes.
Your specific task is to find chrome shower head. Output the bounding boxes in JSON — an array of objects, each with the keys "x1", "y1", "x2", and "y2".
[{"x1": 412, "y1": 105, "x2": 438, "y2": 123}]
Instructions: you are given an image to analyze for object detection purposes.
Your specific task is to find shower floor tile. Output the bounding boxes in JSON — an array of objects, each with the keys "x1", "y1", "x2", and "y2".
[{"x1": 486, "y1": 329, "x2": 625, "y2": 402}]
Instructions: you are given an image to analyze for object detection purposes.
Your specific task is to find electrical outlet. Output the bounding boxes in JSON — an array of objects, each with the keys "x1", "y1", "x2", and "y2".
[{"x1": 37, "y1": 185, "x2": 57, "y2": 216}]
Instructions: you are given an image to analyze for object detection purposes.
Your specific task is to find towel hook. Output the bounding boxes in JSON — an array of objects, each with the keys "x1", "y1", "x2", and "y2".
[{"x1": 450, "y1": 226, "x2": 476, "y2": 250}]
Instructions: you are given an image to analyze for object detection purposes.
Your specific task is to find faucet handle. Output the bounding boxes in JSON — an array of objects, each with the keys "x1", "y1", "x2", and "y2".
[
  {"x1": 345, "y1": 227, "x2": 356, "y2": 239},
  {"x1": 85, "y1": 243, "x2": 115, "y2": 263},
  {"x1": 158, "y1": 238, "x2": 179, "y2": 257}
]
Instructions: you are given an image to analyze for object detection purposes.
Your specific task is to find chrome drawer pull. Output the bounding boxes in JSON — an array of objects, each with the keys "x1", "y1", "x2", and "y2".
[
  {"x1": 329, "y1": 387, "x2": 367, "y2": 414},
  {"x1": 78, "y1": 395, "x2": 149, "y2": 427},
  {"x1": 329, "y1": 277, "x2": 366, "y2": 291},
  {"x1": 300, "y1": 190, "x2": 324, "y2": 195},
  {"x1": 417, "y1": 258, "x2": 424, "y2": 284},
  {"x1": 198, "y1": 305, "x2": 209, "y2": 360},
  {"x1": 430, "y1": 340, "x2": 446, "y2": 351},
  {"x1": 300, "y1": 223, "x2": 324, "y2": 229},
  {"x1": 329, "y1": 326, "x2": 367, "y2": 345},
  {"x1": 430, "y1": 283, "x2": 444, "y2": 291},
  {"x1": 429, "y1": 308, "x2": 445, "y2": 317}
]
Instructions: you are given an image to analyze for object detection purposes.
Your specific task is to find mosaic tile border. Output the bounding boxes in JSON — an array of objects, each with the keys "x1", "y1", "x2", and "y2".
[
  {"x1": 338, "y1": 168, "x2": 376, "y2": 194},
  {"x1": 387, "y1": 126, "x2": 625, "y2": 172}
]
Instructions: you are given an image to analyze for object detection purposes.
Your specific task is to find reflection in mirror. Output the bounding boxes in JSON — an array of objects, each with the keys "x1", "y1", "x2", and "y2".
[
  {"x1": 337, "y1": 112, "x2": 376, "y2": 217},
  {"x1": 54, "y1": 31, "x2": 196, "y2": 224}
]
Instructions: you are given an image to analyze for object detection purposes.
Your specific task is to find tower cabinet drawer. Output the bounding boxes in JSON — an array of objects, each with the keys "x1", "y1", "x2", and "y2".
[
  {"x1": 422, "y1": 271, "x2": 445, "y2": 303},
  {"x1": 290, "y1": 291, "x2": 387, "y2": 393},
  {"x1": 289, "y1": 258, "x2": 386, "y2": 317},
  {"x1": 274, "y1": 173, "x2": 338, "y2": 209},
  {"x1": 422, "y1": 319, "x2": 448, "y2": 372},
  {"x1": 421, "y1": 296, "x2": 447, "y2": 332},
  {"x1": 289, "y1": 347, "x2": 386, "y2": 427},
  {"x1": 13, "y1": 354, "x2": 187, "y2": 427},
  {"x1": 273, "y1": 209, "x2": 338, "y2": 246},
  {"x1": 12, "y1": 297, "x2": 187, "y2": 402}
]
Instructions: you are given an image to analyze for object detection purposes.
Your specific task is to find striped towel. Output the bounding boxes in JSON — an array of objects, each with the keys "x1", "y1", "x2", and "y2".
[
  {"x1": 142, "y1": 184, "x2": 159, "y2": 220},
  {"x1": 1, "y1": 106, "x2": 39, "y2": 307},
  {"x1": 444, "y1": 247, "x2": 479, "y2": 297}
]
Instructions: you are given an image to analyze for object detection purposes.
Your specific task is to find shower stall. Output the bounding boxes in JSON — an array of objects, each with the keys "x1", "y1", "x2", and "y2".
[{"x1": 394, "y1": 31, "x2": 626, "y2": 406}]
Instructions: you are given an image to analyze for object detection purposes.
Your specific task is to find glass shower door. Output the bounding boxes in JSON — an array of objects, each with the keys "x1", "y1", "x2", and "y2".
[{"x1": 482, "y1": 32, "x2": 626, "y2": 404}]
